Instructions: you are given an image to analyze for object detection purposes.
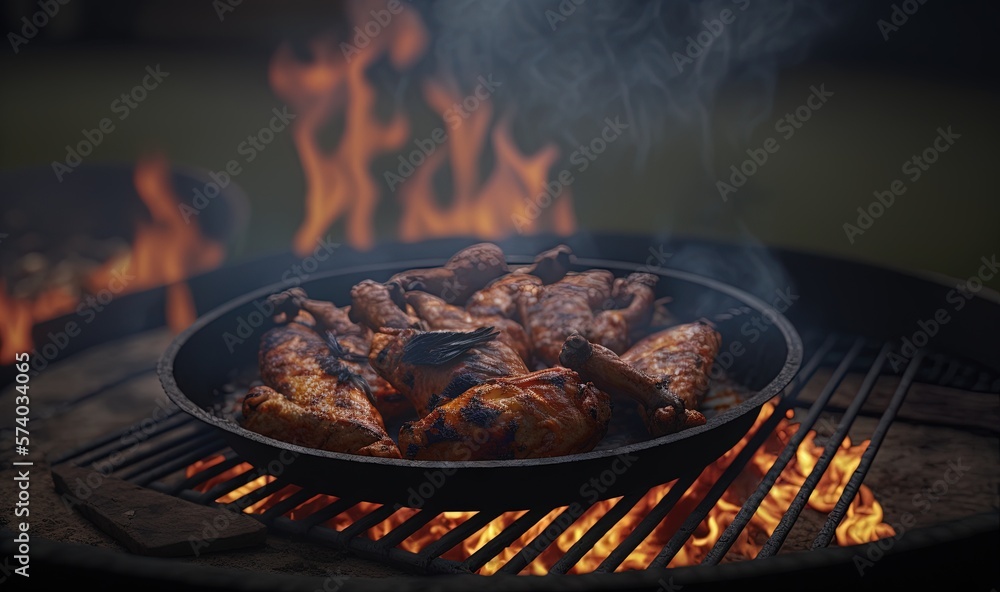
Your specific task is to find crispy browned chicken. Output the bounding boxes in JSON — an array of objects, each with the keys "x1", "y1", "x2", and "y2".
[
  {"x1": 269, "y1": 288, "x2": 410, "y2": 418},
  {"x1": 523, "y1": 270, "x2": 614, "y2": 366},
  {"x1": 349, "y1": 279, "x2": 421, "y2": 331},
  {"x1": 465, "y1": 244, "x2": 573, "y2": 321},
  {"x1": 368, "y1": 327, "x2": 529, "y2": 417},
  {"x1": 398, "y1": 367, "x2": 612, "y2": 460},
  {"x1": 241, "y1": 321, "x2": 400, "y2": 458},
  {"x1": 560, "y1": 321, "x2": 721, "y2": 436},
  {"x1": 405, "y1": 291, "x2": 532, "y2": 363},
  {"x1": 388, "y1": 243, "x2": 509, "y2": 304}
]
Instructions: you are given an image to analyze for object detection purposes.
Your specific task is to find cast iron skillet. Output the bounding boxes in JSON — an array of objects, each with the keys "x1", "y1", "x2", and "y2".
[{"x1": 158, "y1": 256, "x2": 802, "y2": 511}]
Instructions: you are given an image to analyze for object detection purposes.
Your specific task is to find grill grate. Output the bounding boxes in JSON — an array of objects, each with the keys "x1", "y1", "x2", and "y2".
[{"x1": 49, "y1": 335, "x2": 1000, "y2": 575}]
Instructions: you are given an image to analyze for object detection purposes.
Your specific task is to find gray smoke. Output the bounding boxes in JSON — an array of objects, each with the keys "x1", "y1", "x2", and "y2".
[{"x1": 420, "y1": 0, "x2": 840, "y2": 161}]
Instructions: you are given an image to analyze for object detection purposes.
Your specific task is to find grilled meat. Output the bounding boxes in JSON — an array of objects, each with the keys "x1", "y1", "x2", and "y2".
[
  {"x1": 388, "y1": 243, "x2": 508, "y2": 304},
  {"x1": 242, "y1": 322, "x2": 400, "y2": 458},
  {"x1": 349, "y1": 279, "x2": 421, "y2": 331},
  {"x1": 405, "y1": 291, "x2": 532, "y2": 362},
  {"x1": 465, "y1": 244, "x2": 573, "y2": 321},
  {"x1": 559, "y1": 322, "x2": 721, "y2": 436},
  {"x1": 398, "y1": 367, "x2": 612, "y2": 460},
  {"x1": 269, "y1": 287, "x2": 409, "y2": 418},
  {"x1": 368, "y1": 327, "x2": 528, "y2": 417},
  {"x1": 524, "y1": 270, "x2": 615, "y2": 366},
  {"x1": 590, "y1": 273, "x2": 659, "y2": 354}
]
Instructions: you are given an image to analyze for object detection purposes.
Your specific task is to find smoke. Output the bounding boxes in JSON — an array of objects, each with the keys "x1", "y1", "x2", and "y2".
[{"x1": 419, "y1": 0, "x2": 840, "y2": 162}]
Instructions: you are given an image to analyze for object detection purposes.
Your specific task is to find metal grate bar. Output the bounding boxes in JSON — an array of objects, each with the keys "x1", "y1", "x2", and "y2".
[
  {"x1": 417, "y1": 510, "x2": 503, "y2": 566},
  {"x1": 297, "y1": 497, "x2": 360, "y2": 532},
  {"x1": 593, "y1": 471, "x2": 698, "y2": 573},
  {"x1": 650, "y1": 337, "x2": 867, "y2": 569},
  {"x1": 115, "y1": 431, "x2": 220, "y2": 480},
  {"x1": 378, "y1": 510, "x2": 441, "y2": 549},
  {"x1": 52, "y1": 412, "x2": 190, "y2": 466},
  {"x1": 36, "y1": 367, "x2": 158, "y2": 420},
  {"x1": 341, "y1": 505, "x2": 399, "y2": 540},
  {"x1": 130, "y1": 439, "x2": 228, "y2": 487},
  {"x1": 164, "y1": 452, "x2": 242, "y2": 495},
  {"x1": 811, "y1": 351, "x2": 926, "y2": 549},
  {"x1": 250, "y1": 488, "x2": 316, "y2": 524},
  {"x1": 222, "y1": 478, "x2": 289, "y2": 510},
  {"x1": 755, "y1": 343, "x2": 891, "y2": 558},
  {"x1": 593, "y1": 337, "x2": 839, "y2": 573},
  {"x1": 192, "y1": 465, "x2": 265, "y2": 505},
  {"x1": 548, "y1": 491, "x2": 647, "y2": 574},
  {"x1": 497, "y1": 505, "x2": 583, "y2": 575},
  {"x1": 461, "y1": 508, "x2": 552, "y2": 573}
]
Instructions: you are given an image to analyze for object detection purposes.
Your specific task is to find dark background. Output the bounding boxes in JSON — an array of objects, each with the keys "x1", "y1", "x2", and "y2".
[{"x1": 1, "y1": 0, "x2": 998, "y2": 288}]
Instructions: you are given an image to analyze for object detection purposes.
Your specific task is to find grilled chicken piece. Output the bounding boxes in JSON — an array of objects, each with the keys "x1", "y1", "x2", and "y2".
[
  {"x1": 241, "y1": 322, "x2": 400, "y2": 458},
  {"x1": 269, "y1": 288, "x2": 410, "y2": 418},
  {"x1": 466, "y1": 244, "x2": 573, "y2": 321},
  {"x1": 590, "y1": 273, "x2": 659, "y2": 354},
  {"x1": 368, "y1": 327, "x2": 528, "y2": 417},
  {"x1": 388, "y1": 243, "x2": 508, "y2": 304},
  {"x1": 405, "y1": 291, "x2": 532, "y2": 363},
  {"x1": 560, "y1": 322, "x2": 721, "y2": 436},
  {"x1": 398, "y1": 367, "x2": 612, "y2": 460},
  {"x1": 349, "y1": 279, "x2": 421, "y2": 331},
  {"x1": 524, "y1": 270, "x2": 615, "y2": 366}
]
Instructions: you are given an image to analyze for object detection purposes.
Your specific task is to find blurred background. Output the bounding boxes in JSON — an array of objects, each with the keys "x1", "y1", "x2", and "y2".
[{"x1": 1, "y1": 0, "x2": 998, "y2": 367}]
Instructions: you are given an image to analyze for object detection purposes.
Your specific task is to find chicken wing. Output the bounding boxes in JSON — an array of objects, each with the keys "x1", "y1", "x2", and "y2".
[
  {"x1": 465, "y1": 244, "x2": 573, "y2": 321},
  {"x1": 349, "y1": 279, "x2": 421, "y2": 331},
  {"x1": 405, "y1": 291, "x2": 532, "y2": 363},
  {"x1": 560, "y1": 322, "x2": 721, "y2": 436},
  {"x1": 398, "y1": 367, "x2": 612, "y2": 460},
  {"x1": 368, "y1": 327, "x2": 528, "y2": 417},
  {"x1": 590, "y1": 273, "x2": 658, "y2": 354},
  {"x1": 241, "y1": 321, "x2": 400, "y2": 458},
  {"x1": 524, "y1": 270, "x2": 615, "y2": 366},
  {"x1": 388, "y1": 242, "x2": 509, "y2": 304}
]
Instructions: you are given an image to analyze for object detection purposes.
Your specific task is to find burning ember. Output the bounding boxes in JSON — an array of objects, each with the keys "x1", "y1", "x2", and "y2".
[
  {"x1": 270, "y1": 0, "x2": 575, "y2": 254},
  {"x1": 0, "y1": 154, "x2": 225, "y2": 364},
  {"x1": 186, "y1": 402, "x2": 895, "y2": 574}
]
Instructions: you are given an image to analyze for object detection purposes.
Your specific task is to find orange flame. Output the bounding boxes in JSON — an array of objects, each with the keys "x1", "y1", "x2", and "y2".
[
  {"x1": 187, "y1": 402, "x2": 894, "y2": 574},
  {"x1": 0, "y1": 154, "x2": 225, "y2": 363},
  {"x1": 271, "y1": 0, "x2": 575, "y2": 253}
]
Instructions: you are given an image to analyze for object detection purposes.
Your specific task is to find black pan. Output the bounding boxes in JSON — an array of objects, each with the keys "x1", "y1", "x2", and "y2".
[{"x1": 158, "y1": 256, "x2": 802, "y2": 511}]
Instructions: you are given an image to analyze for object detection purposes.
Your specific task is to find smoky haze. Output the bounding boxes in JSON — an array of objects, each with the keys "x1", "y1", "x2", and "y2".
[{"x1": 421, "y1": 0, "x2": 841, "y2": 161}]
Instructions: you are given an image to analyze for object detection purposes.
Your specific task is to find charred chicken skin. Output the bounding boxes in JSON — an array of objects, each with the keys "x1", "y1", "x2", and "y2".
[
  {"x1": 368, "y1": 327, "x2": 529, "y2": 417},
  {"x1": 465, "y1": 244, "x2": 574, "y2": 321},
  {"x1": 349, "y1": 279, "x2": 421, "y2": 332},
  {"x1": 241, "y1": 321, "x2": 400, "y2": 458},
  {"x1": 560, "y1": 321, "x2": 721, "y2": 436},
  {"x1": 269, "y1": 288, "x2": 409, "y2": 418},
  {"x1": 388, "y1": 242, "x2": 509, "y2": 305},
  {"x1": 405, "y1": 291, "x2": 532, "y2": 363},
  {"x1": 398, "y1": 367, "x2": 612, "y2": 460}
]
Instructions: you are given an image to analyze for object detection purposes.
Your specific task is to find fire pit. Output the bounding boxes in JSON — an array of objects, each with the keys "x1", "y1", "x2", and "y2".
[{"x1": 5, "y1": 235, "x2": 997, "y2": 590}]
